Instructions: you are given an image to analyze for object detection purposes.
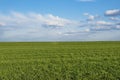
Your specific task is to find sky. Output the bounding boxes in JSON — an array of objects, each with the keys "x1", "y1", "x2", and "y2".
[{"x1": 0, "y1": 0, "x2": 120, "y2": 41}]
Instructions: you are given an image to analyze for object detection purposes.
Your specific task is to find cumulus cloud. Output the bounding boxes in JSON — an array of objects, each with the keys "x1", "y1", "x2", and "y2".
[
  {"x1": 90, "y1": 20, "x2": 120, "y2": 31},
  {"x1": 0, "y1": 12, "x2": 78, "y2": 27},
  {"x1": 96, "y1": 21, "x2": 113, "y2": 26},
  {"x1": 105, "y1": 9, "x2": 120, "y2": 16},
  {"x1": 83, "y1": 12, "x2": 120, "y2": 32},
  {"x1": 83, "y1": 13, "x2": 99, "y2": 21},
  {"x1": 0, "y1": 11, "x2": 120, "y2": 41},
  {"x1": 88, "y1": 15, "x2": 95, "y2": 21},
  {"x1": 109, "y1": 17, "x2": 120, "y2": 21},
  {"x1": 0, "y1": 11, "x2": 81, "y2": 41},
  {"x1": 0, "y1": 22, "x2": 6, "y2": 26}
]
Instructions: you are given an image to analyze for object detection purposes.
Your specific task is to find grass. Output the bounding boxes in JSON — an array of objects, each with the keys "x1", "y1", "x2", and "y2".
[{"x1": 0, "y1": 41, "x2": 120, "y2": 80}]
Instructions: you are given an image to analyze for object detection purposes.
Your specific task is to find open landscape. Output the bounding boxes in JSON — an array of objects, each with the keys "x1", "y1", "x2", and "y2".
[
  {"x1": 0, "y1": 42, "x2": 120, "y2": 80},
  {"x1": 0, "y1": 0, "x2": 120, "y2": 80}
]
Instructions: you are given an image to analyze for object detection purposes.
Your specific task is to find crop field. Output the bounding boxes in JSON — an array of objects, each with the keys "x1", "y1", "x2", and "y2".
[{"x1": 0, "y1": 42, "x2": 120, "y2": 80}]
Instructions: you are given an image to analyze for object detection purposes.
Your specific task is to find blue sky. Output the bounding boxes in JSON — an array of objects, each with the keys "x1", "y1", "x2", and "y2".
[{"x1": 0, "y1": 0, "x2": 120, "y2": 41}]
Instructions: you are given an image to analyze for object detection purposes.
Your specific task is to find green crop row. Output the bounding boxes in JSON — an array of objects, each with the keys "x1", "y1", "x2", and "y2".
[{"x1": 0, "y1": 42, "x2": 120, "y2": 80}]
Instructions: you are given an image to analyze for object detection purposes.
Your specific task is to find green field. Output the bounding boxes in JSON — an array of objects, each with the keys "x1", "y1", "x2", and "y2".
[{"x1": 0, "y1": 42, "x2": 120, "y2": 80}]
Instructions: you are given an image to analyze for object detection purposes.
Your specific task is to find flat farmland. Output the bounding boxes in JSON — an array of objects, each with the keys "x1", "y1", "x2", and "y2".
[{"x1": 0, "y1": 42, "x2": 120, "y2": 80}]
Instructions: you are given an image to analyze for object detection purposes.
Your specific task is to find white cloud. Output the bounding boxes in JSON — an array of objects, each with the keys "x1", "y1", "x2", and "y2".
[
  {"x1": 105, "y1": 9, "x2": 120, "y2": 16},
  {"x1": 109, "y1": 17, "x2": 120, "y2": 21},
  {"x1": 0, "y1": 22, "x2": 6, "y2": 26},
  {"x1": 43, "y1": 14, "x2": 76, "y2": 27},
  {"x1": 0, "y1": 11, "x2": 81, "y2": 41},
  {"x1": 96, "y1": 21, "x2": 113, "y2": 26},
  {"x1": 81, "y1": 13, "x2": 120, "y2": 32},
  {"x1": 88, "y1": 15, "x2": 95, "y2": 21},
  {"x1": 116, "y1": 25, "x2": 120, "y2": 29},
  {"x1": 85, "y1": 28, "x2": 90, "y2": 32},
  {"x1": 0, "y1": 11, "x2": 120, "y2": 41},
  {"x1": 83, "y1": 13, "x2": 99, "y2": 21},
  {"x1": 88, "y1": 20, "x2": 115, "y2": 31},
  {"x1": 0, "y1": 12, "x2": 79, "y2": 28}
]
